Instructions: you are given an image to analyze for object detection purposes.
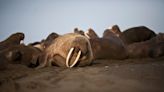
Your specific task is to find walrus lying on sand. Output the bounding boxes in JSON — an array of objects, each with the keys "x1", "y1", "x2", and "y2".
[
  {"x1": 109, "y1": 25, "x2": 156, "y2": 45},
  {"x1": 127, "y1": 33, "x2": 164, "y2": 58},
  {"x1": 36, "y1": 33, "x2": 93, "y2": 69},
  {"x1": 0, "y1": 44, "x2": 41, "y2": 68},
  {"x1": 80, "y1": 28, "x2": 128, "y2": 60},
  {"x1": 0, "y1": 32, "x2": 24, "y2": 51}
]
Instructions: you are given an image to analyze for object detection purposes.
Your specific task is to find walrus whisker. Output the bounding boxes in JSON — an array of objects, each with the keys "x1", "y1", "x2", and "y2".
[
  {"x1": 84, "y1": 31, "x2": 90, "y2": 39},
  {"x1": 70, "y1": 50, "x2": 81, "y2": 68},
  {"x1": 66, "y1": 47, "x2": 74, "y2": 67}
]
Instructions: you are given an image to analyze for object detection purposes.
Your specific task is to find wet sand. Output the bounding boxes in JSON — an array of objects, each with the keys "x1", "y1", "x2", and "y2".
[{"x1": 0, "y1": 58, "x2": 164, "y2": 92}]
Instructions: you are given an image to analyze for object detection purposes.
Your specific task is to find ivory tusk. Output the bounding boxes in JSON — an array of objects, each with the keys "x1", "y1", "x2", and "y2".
[
  {"x1": 66, "y1": 47, "x2": 74, "y2": 67},
  {"x1": 70, "y1": 50, "x2": 81, "y2": 68},
  {"x1": 20, "y1": 40, "x2": 24, "y2": 44},
  {"x1": 84, "y1": 31, "x2": 90, "y2": 39}
]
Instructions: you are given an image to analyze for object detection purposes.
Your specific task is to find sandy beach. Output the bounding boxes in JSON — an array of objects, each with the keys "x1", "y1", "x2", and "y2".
[{"x1": 0, "y1": 58, "x2": 164, "y2": 92}]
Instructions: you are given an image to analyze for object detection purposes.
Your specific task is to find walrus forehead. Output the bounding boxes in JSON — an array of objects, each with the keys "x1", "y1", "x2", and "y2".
[
  {"x1": 50, "y1": 33, "x2": 90, "y2": 53},
  {"x1": 56, "y1": 33, "x2": 88, "y2": 42}
]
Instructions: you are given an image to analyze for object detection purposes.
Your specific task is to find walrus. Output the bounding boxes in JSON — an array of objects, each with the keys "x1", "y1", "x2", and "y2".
[
  {"x1": 0, "y1": 32, "x2": 24, "y2": 50},
  {"x1": 79, "y1": 28, "x2": 128, "y2": 60},
  {"x1": 28, "y1": 32, "x2": 59, "y2": 51},
  {"x1": 2, "y1": 44, "x2": 42, "y2": 67},
  {"x1": 149, "y1": 42, "x2": 164, "y2": 58},
  {"x1": 84, "y1": 28, "x2": 99, "y2": 39},
  {"x1": 108, "y1": 25, "x2": 121, "y2": 37},
  {"x1": 0, "y1": 52, "x2": 8, "y2": 70},
  {"x1": 89, "y1": 38, "x2": 128, "y2": 60},
  {"x1": 36, "y1": 33, "x2": 93, "y2": 69},
  {"x1": 127, "y1": 33, "x2": 164, "y2": 58},
  {"x1": 103, "y1": 28, "x2": 125, "y2": 46},
  {"x1": 74, "y1": 28, "x2": 85, "y2": 36},
  {"x1": 109, "y1": 25, "x2": 156, "y2": 45}
]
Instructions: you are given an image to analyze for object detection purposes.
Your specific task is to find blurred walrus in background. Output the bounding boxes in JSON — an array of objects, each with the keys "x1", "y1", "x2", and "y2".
[
  {"x1": 87, "y1": 28, "x2": 128, "y2": 60},
  {"x1": 28, "y1": 32, "x2": 59, "y2": 51},
  {"x1": 127, "y1": 33, "x2": 164, "y2": 58},
  {"x1": 0, "y1": 32, "x2": 24, "y2": 51},
  {"x1": 74, "y1": 28, "x2": 85, "y2": 36},
  {"x1": 84, "y1": 28, "x2": 99, "y2": 39},
  {"x1": 36, "y1": 33, "x2": 93, "y2": 69},
  {"x1": 149, "y1": 42, "x2": 164, "y2": 58},
  {"x1": 0, "y1": 44, "x2": 42, "y2": 68},
  {"x1": 0, "y1": 52, "x2": 8, "y2": 70},
  {"x1": 109, "y1": 25, "x2": 156, "y2": 45}
]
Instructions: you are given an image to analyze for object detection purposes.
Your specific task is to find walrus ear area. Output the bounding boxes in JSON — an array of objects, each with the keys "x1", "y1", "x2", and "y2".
[{"x1": 6, "y1": 50, "x2": 22, "y2": 63}]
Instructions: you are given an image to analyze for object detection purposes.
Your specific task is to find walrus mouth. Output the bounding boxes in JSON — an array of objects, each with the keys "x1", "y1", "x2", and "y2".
[
  {"x1": 66, "y1": 47, "x2": 82, "y2": 68},
  {"x1": 84, "y1": 31, "x2": 90, "y2": 39}
]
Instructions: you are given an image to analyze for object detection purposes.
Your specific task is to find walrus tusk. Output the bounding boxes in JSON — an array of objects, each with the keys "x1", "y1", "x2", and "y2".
[
  {"x1": 20, "y1": 40, "x2": 24, "y2": 44},
  {"x1": 66, "y1": 47, "x2": 82, "y2": 68},
  {"x1": 84, "y1": 31, "x2": 90, "y2": 39},
  {"x1": 69, "y1": 50, "x2": 81, "y2": 68},
  {"x1": 66, "y1": 47, "x2": 74, "y2": 67}
]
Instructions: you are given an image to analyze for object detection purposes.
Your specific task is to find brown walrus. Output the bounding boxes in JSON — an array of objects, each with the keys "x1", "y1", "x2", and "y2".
[
  {"x1": 0, "y1": 32, "x2": 24, "y2": 50},
  {"x1": 36, "y1": 33, "x2": 93, "y2": 69},
  {"x1": 109, "y1": 25, "x2": 156, "y2": 45},
  {"x1": 149, "y1": 42, "x2": 164, "y2": 58},
  {"x1": 0, "y1": 52, "x2": 8, "y2": 70},
  {"x1": 28, "y1": 32, "x2": 59, "y2": 51},
  {"x1": 82, "y1": 28, "x2": 128, "y2": 60},
  {"x1": 74, "y1": 28, "x2": 85, "y2": 36},
  {"x1": 127, "y1": 33, "x2": 164, "y2": 58},
  {"x1": 84, "y1": 28, "x2": 99, "y2": 39},
  {"x1": 1, "y1": 44, "x2": 42, "y2": 67},
  {"x1": 103, "y1": 28, "x2": 125, "y2": 46},
  {"x1": 89, "y1": 38, "x2": 128, "y2": 60}
]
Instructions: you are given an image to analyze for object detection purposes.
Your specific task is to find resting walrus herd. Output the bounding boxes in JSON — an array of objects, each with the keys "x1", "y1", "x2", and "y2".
[{"x1": 0, "y1": 25, "x2": 164, "y2": 70}]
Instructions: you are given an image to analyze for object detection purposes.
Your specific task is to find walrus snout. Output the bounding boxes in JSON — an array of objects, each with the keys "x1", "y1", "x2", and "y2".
[{"x1": 65, "y1": 36, "x2": 91, "y2": 68}]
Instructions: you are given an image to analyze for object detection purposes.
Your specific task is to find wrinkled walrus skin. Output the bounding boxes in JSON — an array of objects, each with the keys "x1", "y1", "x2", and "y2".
[{"x1": 36, "y1": 33, "x2": 93, "y2": 69}]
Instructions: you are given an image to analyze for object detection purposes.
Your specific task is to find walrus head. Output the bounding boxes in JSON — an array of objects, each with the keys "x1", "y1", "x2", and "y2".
[
  {"x1": 37, "y1": 33, "x2": 93, "y2": 68},
  {"x1": 74, "y1": 28, "x2": 85, "y2": 36},
  {"x1": 84, "y1": 28, "x2": 99, "y2": 39},
  {"x1": 7, "y1": 32, "x2": 25, "y2": 44},
  {"x1": 108, "y1": 25, "x2": 121, "y2": 37},
  {"x1": 0, "y1": 32, "x2": 25, "y2": 51}
]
